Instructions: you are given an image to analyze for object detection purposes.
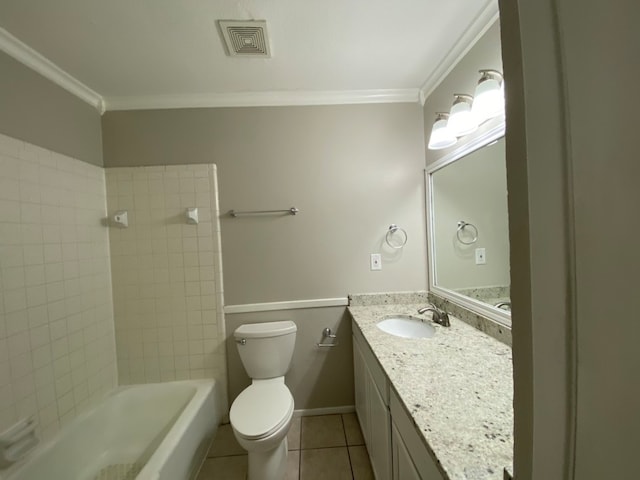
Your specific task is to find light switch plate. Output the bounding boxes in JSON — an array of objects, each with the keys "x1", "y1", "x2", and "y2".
[
  {"x1": 475, "y1": 248, "x2": 486, "y2": 265},
  {"x1": 370, "y1": 253, "x2": 382, "y2": 270}
]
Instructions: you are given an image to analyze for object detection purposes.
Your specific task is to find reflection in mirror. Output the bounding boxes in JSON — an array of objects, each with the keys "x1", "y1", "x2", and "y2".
[{"x1": 428, "y1": 130, "x2": 511, "y2": 323}]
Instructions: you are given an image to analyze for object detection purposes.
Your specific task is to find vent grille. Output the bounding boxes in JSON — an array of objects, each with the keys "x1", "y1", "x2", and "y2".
[{"x1": 219, "y1": 20, "x2": 271, "y2": 57}]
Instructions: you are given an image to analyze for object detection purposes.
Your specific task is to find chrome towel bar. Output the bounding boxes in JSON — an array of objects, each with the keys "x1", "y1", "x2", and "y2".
[{"x1": 229, "y1": 207, "x2": 299, "y2": 217}]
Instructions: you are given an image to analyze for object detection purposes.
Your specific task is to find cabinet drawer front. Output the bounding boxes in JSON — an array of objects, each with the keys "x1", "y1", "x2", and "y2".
[
  {"x1": 352, "y1": 320, "x2": 389, "y2": 405},
  {"x1": 390, "y1": 389, "x2": 444, "y2": 480}
]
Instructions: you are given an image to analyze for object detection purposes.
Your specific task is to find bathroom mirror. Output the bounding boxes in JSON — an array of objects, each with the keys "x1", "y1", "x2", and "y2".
[{"x1": 426, "y1": 123, "x2": 511, "y2": 326}]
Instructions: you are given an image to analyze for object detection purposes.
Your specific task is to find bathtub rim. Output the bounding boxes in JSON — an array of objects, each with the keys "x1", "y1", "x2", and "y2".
[
  {"x1": 1, "y1": 379, "x2": 219, "y2": 480},
  {"x1": 136, "y1": 379, "x2": 219, "y2": 479}
]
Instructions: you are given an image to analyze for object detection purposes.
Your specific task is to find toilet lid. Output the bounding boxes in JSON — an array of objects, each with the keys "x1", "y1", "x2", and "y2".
[{"x1": 230, "y1": 383, "x2": 294, "y2": 440}]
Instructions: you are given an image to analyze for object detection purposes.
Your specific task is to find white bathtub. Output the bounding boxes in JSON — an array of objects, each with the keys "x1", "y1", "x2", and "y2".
[{"x1": 3, "y1": 380, "x2": 220, "y2": 480}]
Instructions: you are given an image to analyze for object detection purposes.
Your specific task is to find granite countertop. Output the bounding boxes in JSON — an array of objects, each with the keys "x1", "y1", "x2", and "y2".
[{"x1": 348, "y1": 303, "x2": 513, "y2": 480}]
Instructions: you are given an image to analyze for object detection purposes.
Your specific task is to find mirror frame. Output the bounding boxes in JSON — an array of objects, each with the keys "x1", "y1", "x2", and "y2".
[{"x1": 425, "y1": 121, "x2": 511, "y2": 327}]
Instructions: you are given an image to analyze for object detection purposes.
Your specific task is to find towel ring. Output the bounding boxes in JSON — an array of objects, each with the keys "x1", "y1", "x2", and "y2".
[
  {"x1": 456, "y1": 221, "x2": 478, "y2": 245},
  {"x1": 386, "y1": 224, "x2": 408, "y2": 249}
]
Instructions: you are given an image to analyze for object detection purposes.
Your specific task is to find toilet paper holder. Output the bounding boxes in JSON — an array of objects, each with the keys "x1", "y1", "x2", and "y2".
[{"x1": 317, "y1": 327, "x2": 338, "y2": 348}]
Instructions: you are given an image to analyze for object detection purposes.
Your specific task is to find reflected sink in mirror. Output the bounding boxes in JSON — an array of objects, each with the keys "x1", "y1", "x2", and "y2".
[{"x1": 377, "y1": 315, "x2": 436, "y2": 339}]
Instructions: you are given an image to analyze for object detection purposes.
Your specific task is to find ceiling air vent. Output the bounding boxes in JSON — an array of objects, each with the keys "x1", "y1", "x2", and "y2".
[{"x1": 218, "y1": 20, "x2": 271, "y2": 57}]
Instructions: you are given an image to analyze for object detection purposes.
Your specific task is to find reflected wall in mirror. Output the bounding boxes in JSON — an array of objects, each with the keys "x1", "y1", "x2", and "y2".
[{"x1": 427, "y1": 127, "x2": 511, "y2": 323}]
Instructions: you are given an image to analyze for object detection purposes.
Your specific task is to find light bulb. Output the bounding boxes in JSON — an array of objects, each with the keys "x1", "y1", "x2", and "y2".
[
  {"x1": 448, "y1": 94, "x2": 478, "y2": 136},
  {"x1": 427, "y1": 113, "x2": 457, "y2": 150},
  {"x1": 472, "y1": 70, "x2": 504, "y2": 123}
]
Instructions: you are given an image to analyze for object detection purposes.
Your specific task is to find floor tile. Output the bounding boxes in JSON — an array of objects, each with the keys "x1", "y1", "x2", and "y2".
[
  {"x1": 300, "y1": 447, "x2": 352, "y2": 480},
  {"x1": 197, "y1": 455, "x2": 248, "y2": 480},
  {"x1": 285, "y1": 450, "x2": 300, "y2": 480},
  {"x1": 301, "y1": 414, "x2": 346, "y2": 449},
  {"x1": 348, "y1": 446, "x2": 374, "y2": 480},
  {"x1": 288, "y1": 416, "x2": 301, "y2": 450},
  {"x1": 342, "y1": 413, "x2": 364, "y2": 446},
  {"x1": 208, "y1": 423, "x2": 246, "y2": 458}
]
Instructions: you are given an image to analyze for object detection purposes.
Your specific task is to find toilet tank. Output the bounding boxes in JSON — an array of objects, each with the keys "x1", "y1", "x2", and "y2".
[{"x1": 234, "y1": 321, "x2": 297, "y2": 379}]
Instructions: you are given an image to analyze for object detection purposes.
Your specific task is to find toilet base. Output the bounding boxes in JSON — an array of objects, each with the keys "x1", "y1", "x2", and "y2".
[{"x1": 247, "y1": 437, "x2": 288, "y2": 480}]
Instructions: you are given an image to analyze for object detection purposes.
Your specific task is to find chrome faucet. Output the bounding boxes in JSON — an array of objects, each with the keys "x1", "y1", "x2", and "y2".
[{"x1": 417, "y1": 304, "x2": 451, "y2": 327}]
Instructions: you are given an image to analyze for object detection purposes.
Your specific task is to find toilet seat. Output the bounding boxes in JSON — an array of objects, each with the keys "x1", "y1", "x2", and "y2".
[{"x1": 230, "y1": 382, "x2": 294, "y2": 441}]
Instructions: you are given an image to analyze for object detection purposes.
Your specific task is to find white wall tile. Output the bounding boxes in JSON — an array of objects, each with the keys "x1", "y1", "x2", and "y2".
[
  {"x1": 0, "y1": 134, "x2": 117, "y2": 436},
  {"x1": 106, "y1": 165, "x2": 226, "y2": 401}
]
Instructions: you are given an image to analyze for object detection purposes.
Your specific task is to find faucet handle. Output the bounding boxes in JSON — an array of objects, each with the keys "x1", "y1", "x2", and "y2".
[{"x1": 417, "y1": 304, "x2": 451, "y2": 327}]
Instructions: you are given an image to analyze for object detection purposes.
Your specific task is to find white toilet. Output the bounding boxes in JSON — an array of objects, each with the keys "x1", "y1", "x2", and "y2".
[{"x1": 230, "y1": 320, "x2": 297, "y2": 480}]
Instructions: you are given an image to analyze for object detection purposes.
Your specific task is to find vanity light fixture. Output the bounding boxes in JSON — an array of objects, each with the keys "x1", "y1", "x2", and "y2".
[
  {"x1": 427, "y1": 113, "x2": 458, "y2": 150},
  {"x1": 426, "y1": 69, "x2": 505, "y2": 151},
  {"x1": 471, "y1": 69, "x2": 505, "y2": 123},
  {"x1": 447, "y1": 94, "x2": 478, "y2": 137}
]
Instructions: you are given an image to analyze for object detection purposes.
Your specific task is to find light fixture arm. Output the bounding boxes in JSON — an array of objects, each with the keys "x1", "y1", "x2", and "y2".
[
  {"x1": 452, "y1": 93, "x2": 474, "y2": 105},
  {"x1": 477, "y1": 69, "x2": 503, "y2": 84}
]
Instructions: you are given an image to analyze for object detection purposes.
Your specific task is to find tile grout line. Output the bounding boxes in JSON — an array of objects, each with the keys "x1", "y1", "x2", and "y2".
[
  {"x1": 341, "y1": 414, "x2": 356, "y2": 479},
  {"x1": 297, "y1": 445, "x2": 351, "y2": 452},
  {"x1": 296, "y1": 417, "x2": 302, "y2": 480}
]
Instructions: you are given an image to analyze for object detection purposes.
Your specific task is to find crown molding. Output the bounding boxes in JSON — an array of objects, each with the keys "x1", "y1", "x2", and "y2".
[
  {"x1": 419, "y1": 1, "x2": 500, "y2": 105},
  {"x1": 104, "y1": 88, "x2": 420, "y2": 111},
  {"x1": 0, "y1": 28, "x2": 105, "y2": 113}
]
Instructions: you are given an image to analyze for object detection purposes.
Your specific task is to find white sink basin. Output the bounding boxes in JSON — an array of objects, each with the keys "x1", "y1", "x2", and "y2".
[{"x1": 376, "y1": 315, "x2": 436, "y2": 339}]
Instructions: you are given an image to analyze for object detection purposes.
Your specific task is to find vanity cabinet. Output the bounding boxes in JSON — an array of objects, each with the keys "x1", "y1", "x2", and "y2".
[
  {"x1": 353, "y1": 321, "x2": 444, "y2": 480},
  {"x1": 353, "y1": 325, "x2": 392, "y2": 480},
  {"x1": 390, "y1": 389, "x2": 444, "y2": 480},
  {"x1": 392, "y1": 423, "x2": 422, "y2": 480}
]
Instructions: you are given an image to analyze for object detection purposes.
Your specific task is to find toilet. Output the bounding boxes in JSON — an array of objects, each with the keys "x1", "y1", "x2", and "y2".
[{"x1": 230, "y1": 320, "x2": 297, "y2": 480}]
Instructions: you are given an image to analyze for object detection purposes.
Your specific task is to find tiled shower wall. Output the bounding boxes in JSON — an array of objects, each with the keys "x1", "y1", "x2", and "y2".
[
  {"x1": 0, "y1": 133, "x2": 117, "y2": 441},
  {"x1": 105, "y1": 165, "x2": 226, "y2": 399}
]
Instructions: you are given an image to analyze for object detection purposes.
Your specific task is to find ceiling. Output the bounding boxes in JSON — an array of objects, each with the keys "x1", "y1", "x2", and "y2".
[{"x1": 0, "y1": 0, "x2": 497, "y2": 111}]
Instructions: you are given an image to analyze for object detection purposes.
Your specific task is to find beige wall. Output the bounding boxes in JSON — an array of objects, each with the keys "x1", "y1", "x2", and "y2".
[
  {"x1": 0, "y1": 133, "x2": 116, "y2": 443},
  {"x1": 105, "y1": 164, "x2": 227, "y2": 407},
  {"x1": 562, "y1": 3, "x2": 639, "y2": 476},
  {"x1": 423, "y1": 21, "x2": 503, "y2": 168},
  {"x1": 0, "y1": 51, "x2": 103, "y2": 167},
  {"x1": 103, "y1": 103, "x2": 428, "y2": 304},
  {"x1": 432, "y1": 137, "x2": 509, "y2": 290},
  {"x1": 102, "y1": 103, "x2": 427, "y2": 409},
  {"x1": 226, "y1": 307, "x2": 353, "y2": 411},
  {"x1": 565, "y1": 1, "x2": 639, "y2": 473},
  {"x1": 501, "y1": 0, "x2": 640, "y2": 479}
]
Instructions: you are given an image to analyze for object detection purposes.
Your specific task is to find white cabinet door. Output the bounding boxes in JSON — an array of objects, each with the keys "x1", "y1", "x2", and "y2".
[
  {"x1": 369, "y1": 376, "x2": 392, "y2": 480},
  {"x1": 353, "y1": 333, "x2": 392, "y2": 480},
  {"x1": 392, "y1": 422, "x2": 422, "y2": 480},
  {"x1": 353, "y1": 335, "x2": 369, "y2": 442},
  {"x1": 390, "y1": 391, "x2": 444, "y2": 480}
]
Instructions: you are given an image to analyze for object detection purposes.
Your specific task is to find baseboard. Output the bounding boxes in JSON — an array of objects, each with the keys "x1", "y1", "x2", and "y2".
[{"x1": 293, "y1": 405, "x2": 355, "y2": 417}]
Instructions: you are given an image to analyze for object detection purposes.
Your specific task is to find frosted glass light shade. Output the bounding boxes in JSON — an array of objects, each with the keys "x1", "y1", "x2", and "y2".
[
  {"x1": 448, "y1": 94, "x2": 478, "y2": 136},
  {"x1": 428, "y1": 113, "x2": 457, "y2": 150},
  {"x1": 472, "y1": 70, "x2": 504, "y2": 123}
]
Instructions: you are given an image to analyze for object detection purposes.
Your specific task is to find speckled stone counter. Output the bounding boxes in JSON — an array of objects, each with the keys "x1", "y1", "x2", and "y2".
[{"x1": 348, "y1": 303, "x2": 513, "y2": 480}]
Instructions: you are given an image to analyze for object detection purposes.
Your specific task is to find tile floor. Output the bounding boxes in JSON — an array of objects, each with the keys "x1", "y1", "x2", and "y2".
[{"x1": 197, "y1": 413, "x2": 374, "y2": 480}]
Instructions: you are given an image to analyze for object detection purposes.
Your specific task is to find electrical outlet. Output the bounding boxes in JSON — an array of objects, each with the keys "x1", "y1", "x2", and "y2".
[
  {"x1": 370, "y1": 253, "x2": 382, "y2": 271},
  {"x1": 475, "y1": 248, "x2": 486, "y2": 265}
]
